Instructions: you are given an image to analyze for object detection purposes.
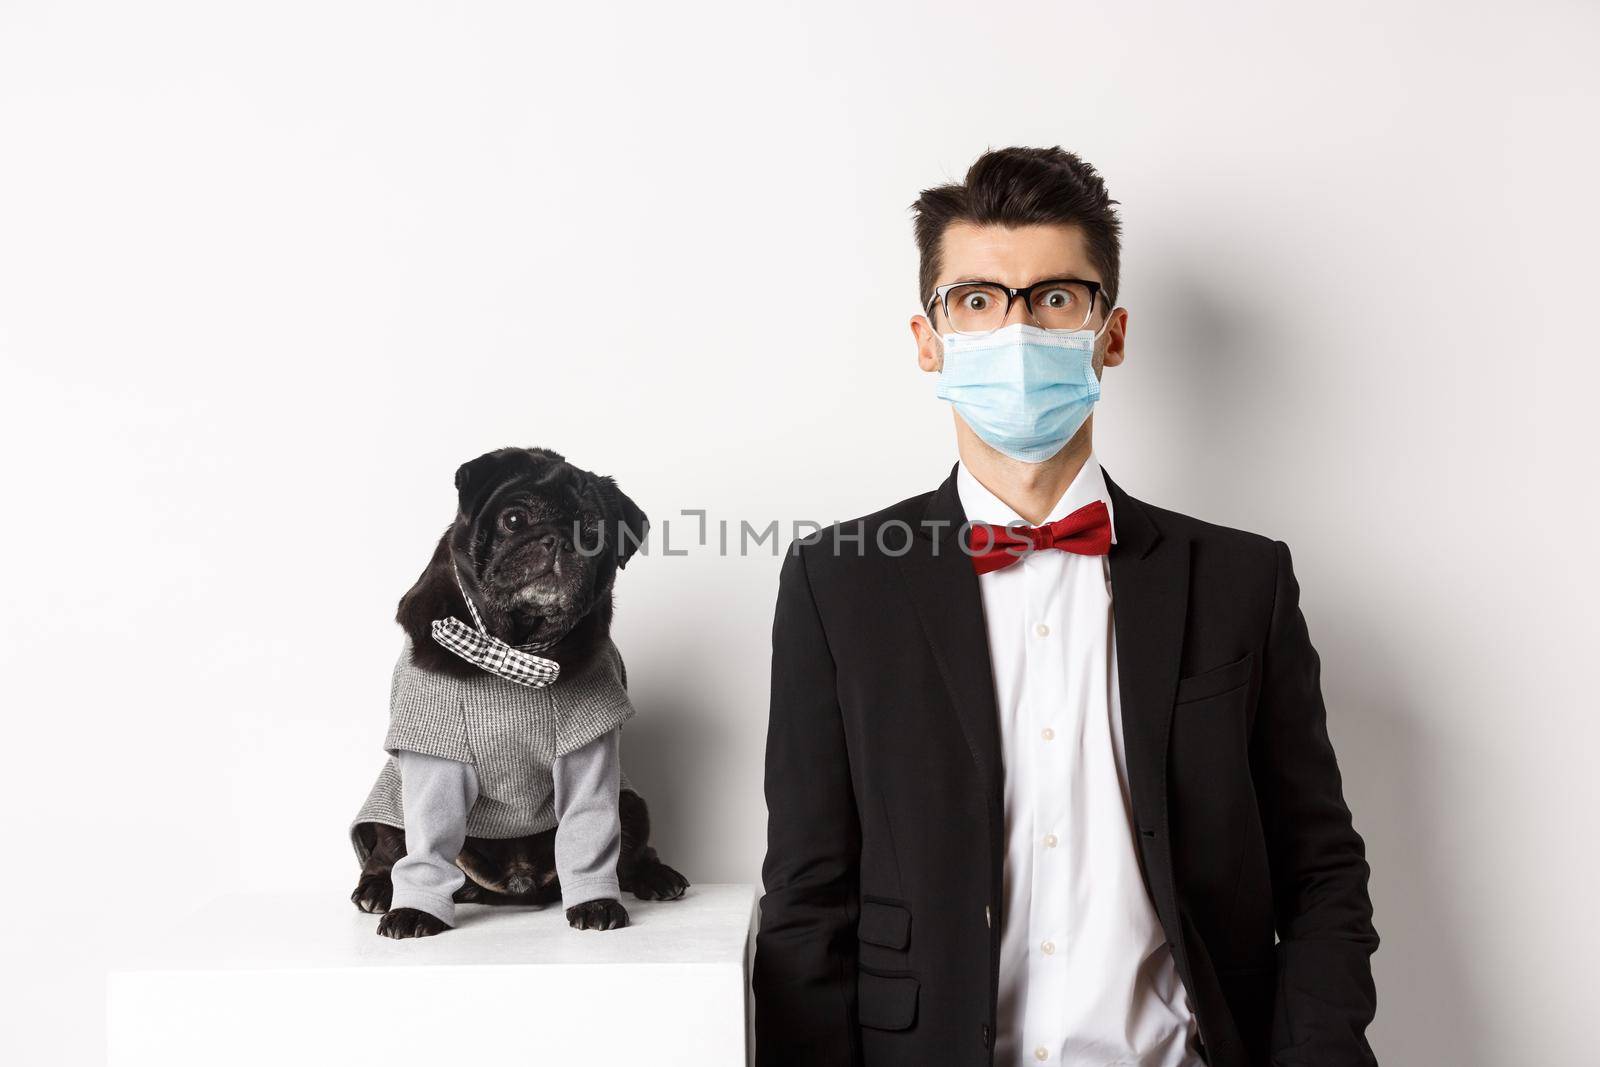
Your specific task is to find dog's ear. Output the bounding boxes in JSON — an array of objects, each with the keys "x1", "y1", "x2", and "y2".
[
  {"x1": 454, "y1": 450, "x2": 517, "y2": 519},
  {"x1": 585, "y1": 473, "x2": 650, "y2": 569},
  {"x1": 612, "y1": 483, "x2": 650, "y2": 569},
  {"x1": 454, "y1": 447, "x2": 565, "y2": 518}
]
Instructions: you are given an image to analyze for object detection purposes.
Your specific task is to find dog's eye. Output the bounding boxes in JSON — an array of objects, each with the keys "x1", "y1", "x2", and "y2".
[{"x1": 499, "y1": 507, "x2": 531, "y2": 533}]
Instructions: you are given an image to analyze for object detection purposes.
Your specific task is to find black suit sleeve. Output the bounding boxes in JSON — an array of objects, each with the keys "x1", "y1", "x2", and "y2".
[
  {"x1": 753, "y1": 543, "x2": 863, "y2": 1067},
  {"x1": 1254, "y1": 540, "x2": 1380, "y2": 1065}
]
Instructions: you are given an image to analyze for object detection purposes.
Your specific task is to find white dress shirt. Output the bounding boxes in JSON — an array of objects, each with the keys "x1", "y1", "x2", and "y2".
[{"x1": 957, "y1": 454, "x2": 1202, "y2": 1067}]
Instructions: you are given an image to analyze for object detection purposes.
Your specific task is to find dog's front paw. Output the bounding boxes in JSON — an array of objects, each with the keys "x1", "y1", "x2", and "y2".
[
  {"x1": 626, "y1": 860, "x2": 689, "y2": 901},
  {"x1": 566, "y1": 897, "x2": 629, "y2": 931},
  {"x1": 376, "y1": 907, "x2": 449, "y2": 939},
  {"x1": 351, "y1": 870, "x2": 393, "y2": 914}
]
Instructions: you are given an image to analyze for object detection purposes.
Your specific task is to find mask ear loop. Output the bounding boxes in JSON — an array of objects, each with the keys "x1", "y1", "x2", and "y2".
[{"x1": 1091, "y1": 305, "x2": 1119, "y2": 340}]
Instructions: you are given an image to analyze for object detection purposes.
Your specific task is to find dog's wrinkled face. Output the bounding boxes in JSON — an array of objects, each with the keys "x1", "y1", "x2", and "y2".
[{"x1": 448, "y1": 447, "x2": 648, "y2": 650}]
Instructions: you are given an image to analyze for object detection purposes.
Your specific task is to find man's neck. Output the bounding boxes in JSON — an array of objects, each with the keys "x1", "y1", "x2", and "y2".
[{"x1": 955, "y1": 419, "x2": 1093, "y2": 526}]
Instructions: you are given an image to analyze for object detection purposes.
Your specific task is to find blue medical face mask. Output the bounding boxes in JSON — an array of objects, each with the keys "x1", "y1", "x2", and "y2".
[{"x1": 933, "y1": 318, "x2": 1112, "y2": 464}]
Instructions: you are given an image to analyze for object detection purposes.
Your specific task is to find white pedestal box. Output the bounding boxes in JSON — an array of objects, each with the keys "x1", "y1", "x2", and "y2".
[{"x1": 107, "y1": 882, "x2": 758, "y2": 1067}]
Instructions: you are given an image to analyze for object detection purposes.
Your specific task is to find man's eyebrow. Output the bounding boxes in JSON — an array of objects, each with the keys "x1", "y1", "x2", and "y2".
[{"x1": 946, "y1": 274, "x2": 1095, "y2": 287}]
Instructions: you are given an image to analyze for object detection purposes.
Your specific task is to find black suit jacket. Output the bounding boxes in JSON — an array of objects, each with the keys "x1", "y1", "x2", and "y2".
[{"x1": 752, "y1": 464, "x2": 1378, "y2": 1067}]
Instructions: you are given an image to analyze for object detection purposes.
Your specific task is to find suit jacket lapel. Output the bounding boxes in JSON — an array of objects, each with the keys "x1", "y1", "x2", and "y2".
[
  {"x1": 889, "y1": 464, "x2": 1004, "y2": 806},
  {"x1": 1102, "y1": 466, "x2": 1192, "y2": 952},
  {"x1": 887, "y1": 463, "x2": 1193, "y2": 829}
]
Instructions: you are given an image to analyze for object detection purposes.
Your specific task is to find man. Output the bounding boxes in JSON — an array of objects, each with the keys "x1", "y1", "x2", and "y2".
[{"x1": 752, "y1": 147, "x2": 1378, "y2": 1066}]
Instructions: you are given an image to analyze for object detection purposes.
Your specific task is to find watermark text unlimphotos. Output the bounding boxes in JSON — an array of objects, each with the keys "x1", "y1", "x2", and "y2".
[{"x1": 570, "y1": 510, "x2": 1032, "y2": 560}]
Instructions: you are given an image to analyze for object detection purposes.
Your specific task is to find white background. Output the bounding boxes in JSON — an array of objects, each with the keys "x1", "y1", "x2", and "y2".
[{"x1": 3, "y1": 2, "x2": 1597, "y2": 1063}]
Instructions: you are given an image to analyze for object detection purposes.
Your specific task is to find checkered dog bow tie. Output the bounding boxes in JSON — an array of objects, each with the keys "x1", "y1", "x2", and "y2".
[
  {"x1": 430, "y1": 566, "x2": 560, "y2": 688},
  {"x1": 967, "y1": 499, "x2": 1113, "y2": 576}
]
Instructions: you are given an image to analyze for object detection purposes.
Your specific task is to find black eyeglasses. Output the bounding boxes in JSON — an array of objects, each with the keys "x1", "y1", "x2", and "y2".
[{"x1": 926, "y1": 277, "x2": 1104, "y2": 335}]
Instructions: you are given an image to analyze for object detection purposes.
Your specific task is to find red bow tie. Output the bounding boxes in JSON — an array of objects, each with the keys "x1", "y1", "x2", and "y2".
[{"x1": 968, "y1": 500, "x2": 1112, "y2": 575}]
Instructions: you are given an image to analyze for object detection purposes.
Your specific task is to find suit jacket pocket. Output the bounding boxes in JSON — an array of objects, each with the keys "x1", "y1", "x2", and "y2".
[
  {"x1": 858, "y1": 898, "x2": 912, "y2": 950},
  {"x1": 1174, "y1": 651, "x2": 1254, "y2": 705},
  {"x1": 858, "y1": 966, "x2": 919, "y2": 1031}
]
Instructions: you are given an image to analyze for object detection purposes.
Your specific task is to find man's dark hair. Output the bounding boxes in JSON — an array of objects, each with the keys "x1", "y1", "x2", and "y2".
[{"x1": 911, "y1": 146, "x2": 1123, "y2": 315}]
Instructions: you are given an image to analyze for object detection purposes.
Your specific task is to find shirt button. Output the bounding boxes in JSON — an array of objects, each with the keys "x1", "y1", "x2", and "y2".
[
  {"x1": 1034, "y1": 1046, "x2": 1050, "y2": 1060},
  {"x1": 1034, "y1": 622, "x2": 1050, "y2": 637},
  {"x1": 1043, "y1": 833, "x2": 1058, "y2": 848},
  {"x1": 1041, "y1": 726, "x2": 1055, "y2": 740},
  {"x1": 1041, "y1": 939, "x2": 1056, "y2": 955}
]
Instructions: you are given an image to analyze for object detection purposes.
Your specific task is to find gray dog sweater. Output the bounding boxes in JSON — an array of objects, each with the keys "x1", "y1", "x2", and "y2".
[{"x1": 350, "y1": 635, "x2": 637, "y2": 920}]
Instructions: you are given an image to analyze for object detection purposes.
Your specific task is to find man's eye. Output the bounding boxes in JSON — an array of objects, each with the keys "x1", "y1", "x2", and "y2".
[
  {"x1": 1041, "y1": 289, "x2": 1072, "y2": 308},
  {"x1": 500, "y1": 508, "x2": 530, "y2": 533},
  {"x1": 964, "y1": 293, "x2": 989, "y2": 311}
]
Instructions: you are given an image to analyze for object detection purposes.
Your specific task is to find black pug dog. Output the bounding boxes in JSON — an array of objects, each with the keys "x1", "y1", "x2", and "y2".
[{"x1": 349, "y1": 447, "x2": 688, "y2": 938}]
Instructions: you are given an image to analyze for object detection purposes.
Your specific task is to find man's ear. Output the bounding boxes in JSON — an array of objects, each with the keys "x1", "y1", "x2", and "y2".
[
  {"x1": 584, "y1": 473, "x2": 650, "y2": 569},
  {"x1": 1098, "y1": 306, "x2": 1128, "y2": 370},
  {"x1": 911, "y1": 314, "x2": 944, "y2": 373}
]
